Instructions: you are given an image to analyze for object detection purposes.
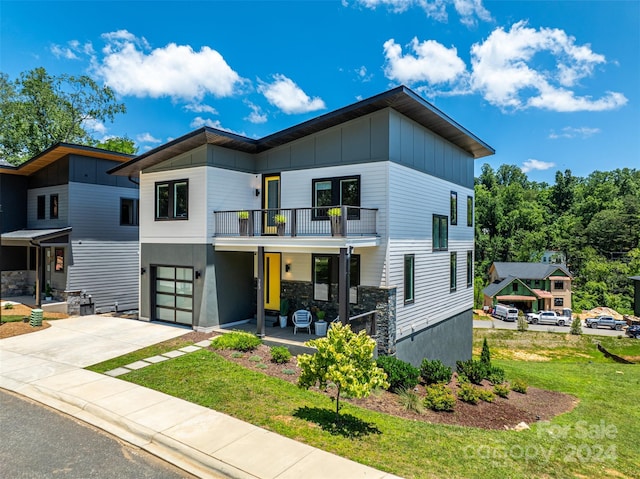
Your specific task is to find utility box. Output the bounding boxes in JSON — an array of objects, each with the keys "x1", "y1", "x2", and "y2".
[
  {"x1": 79, "y1": 294, "x2": 95, "y2": 316},
  {"x1": 30, "y1": 309, "x2": 43, "y2": 327}
]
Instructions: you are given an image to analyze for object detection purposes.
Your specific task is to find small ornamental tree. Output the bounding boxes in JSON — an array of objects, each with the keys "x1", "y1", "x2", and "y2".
[
  {"x1": 480, "y1": 338, "x2": 491, "y2": 365},
  {"x1": 297, "y1": 322, "x2": 388, "y2": 418}
]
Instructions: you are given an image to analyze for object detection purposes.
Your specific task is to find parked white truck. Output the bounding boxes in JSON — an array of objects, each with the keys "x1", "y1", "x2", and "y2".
[{"x1": 526, "y1": 309, "x2": 572, "y2": 326}]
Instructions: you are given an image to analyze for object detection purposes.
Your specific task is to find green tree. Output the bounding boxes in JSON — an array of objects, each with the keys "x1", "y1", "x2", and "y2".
[
  {"x1": 297, "y1": 323, "x2": 388, "y2": 418},
  {"x1": 0, "y1": 67, "x2": 126, "y2": 164},
  {"x1": 480, "y1": 338, "x2": 491, "y2": 365},
  {"x1": 96, "y1": 136, "x2": 137, "y2": 155}
]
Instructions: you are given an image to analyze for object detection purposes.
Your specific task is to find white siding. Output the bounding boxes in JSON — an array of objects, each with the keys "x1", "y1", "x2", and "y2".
[
  {"x1": 387, "y1": 162, "x2": 474, "y2": 340},
  {"x1": 207, "y1": 168, "x2": 260, "y2": 239},
  {"x1": 27, "y1": 185, "x2": 69, "y2": 229}
]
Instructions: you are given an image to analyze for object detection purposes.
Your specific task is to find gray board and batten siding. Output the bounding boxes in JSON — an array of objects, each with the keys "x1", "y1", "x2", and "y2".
[{"x1": 142, "y1": 109, "x2": 476, "y2": 190}]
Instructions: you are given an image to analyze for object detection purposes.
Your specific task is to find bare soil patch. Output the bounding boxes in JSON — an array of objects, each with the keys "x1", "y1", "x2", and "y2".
[{"x1": 0, "y1": 303, "x2": 67, "y2": 339}]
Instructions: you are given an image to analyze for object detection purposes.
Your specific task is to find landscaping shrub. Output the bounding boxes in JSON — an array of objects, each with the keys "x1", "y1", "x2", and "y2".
[
  {"x1": 210, "y1": 331, "x2": 262, "y2": 352},
  {"x1": 511, "y1": 378, "x2": 528, "y2": 394},
  {"x1": 493, "y1": 383, "x2": 510, "y2": 398},
  {"x1": 570, "y1": 317, "x2": 583, "y2": 335},
  {"x1": 486, "y1": 365, "x2": 506, "y2": 385},
  {"x1": 517, "y1": 316, "x2": 529, "y2": 332},
  {"x1": 420, "y1": 358, "x2": 452, "y2": 385},
  {"x1": 4, "y1": 303, "x2": 14, "y2": 310},
  {"x1": 270, "y1": 346, "x2": 292, "y2": 364},
  {"x1": 398, "y1": 388, "x2": 424, "y2": 414},
  {"x1": 424, "y1": 383, "x2": 456, "y2": 412},
  {"x1": 457, "y1": 383, "x2": 480, "y2": 404},
  {"x1": 456, "y1": 359, "x2": 487, "y2": 385},
  {"x1": 480, "y1": 337, "x2": 491, "y2": 365},
  {"x1": 376, "y1": 355, "x2": 420, "y2": 392},
  {"x1": 478, "y1": 388, "x2": 495, "y2": 403}
]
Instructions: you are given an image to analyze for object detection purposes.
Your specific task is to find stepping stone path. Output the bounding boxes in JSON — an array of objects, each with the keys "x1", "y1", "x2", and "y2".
[{"x1": 105, "y1": 340, "x2": 212, "y2": 377}]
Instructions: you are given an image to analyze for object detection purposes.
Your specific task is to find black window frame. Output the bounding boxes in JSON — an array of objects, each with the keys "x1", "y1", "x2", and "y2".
[
  {"x1": 120, "y1": 198, "x2": 139, "y2": 226},
  {"x1": 467, "y1": 195, "x2": 473, "y2": 227},
  {"x1": 311, "y1": 175, "x2": 360, "y2": 220},
  {"x1": 467, "y1": 250, "x2": 473, "y2": 288},
  {"x1": 155, "y1": 179, "x2": 189, "y2": 221},
  {"x1": 54, "y1": 247, "x2": 64, "y2": 272},
  {"x1": 512, "y1": 282, "x2": 519, "y2": 292},
  {"x1": 49, "y1": 194, "x2": 59, "y2": 219},
  {"x1": 404, "y1": 254, "x2": 415, "y2": 304},
  {"x1": 450, "y1": 252, "x2": 457, "y2": 292},
  {"x1": 432, "y1": 214, "x2": 448, "y2": 251},
  {"x1": 450, "y1": 191, "x2": 458, "y2": 225},
  {"x1": 554, "y1": 297, "x2": 564, "y2": 307},
  {"x1": 37, "y1": 195, "x2": 46, "y2": 220},
  {"x1": 554, "y1": 280, "x2": 564, "y2": 290},
  {"x1": 312, "y1": 254, "x2": 360, "y2": 303}
]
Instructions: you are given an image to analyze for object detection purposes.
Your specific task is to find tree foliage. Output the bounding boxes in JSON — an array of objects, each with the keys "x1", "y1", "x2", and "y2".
[
  {"x1": 475, "y1": 165, "x2": 640, "y2": 314},
  {"x1": 297, "y1": 323, "x2": 388, "y2": 418},
  {"x1": 0, "y1": 68, "x2": 128, "y2": 164}
]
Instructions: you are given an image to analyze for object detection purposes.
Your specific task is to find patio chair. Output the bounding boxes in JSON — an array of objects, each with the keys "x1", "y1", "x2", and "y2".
[{"x1": 292, "y1": 309, "x2": 312, "y2": 334}]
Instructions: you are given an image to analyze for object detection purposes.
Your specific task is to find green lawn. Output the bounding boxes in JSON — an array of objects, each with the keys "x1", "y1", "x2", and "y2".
[{"x1": 88, "y1": 331, "x2": 640, "y2": 479}]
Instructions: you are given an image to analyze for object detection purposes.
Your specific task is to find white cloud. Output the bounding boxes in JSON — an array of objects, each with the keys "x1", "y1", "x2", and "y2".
[
  {"x1": 82, "y1": 117, "x2": 106, "y2": 135},
  {"x1": 185, "y1": 103, "x2": 218, "y2": 114},
  {"x1": 258, "y1": 75, "x2": 325, "y2": 114},
  {"x1": 136, "y1": 132, "x2": 162, "y2": 144},
  {"x1": 244, "y1": 101, "x2": 267, "y2": 124},
  {"x1": 51, "y1": 43, "x2": 79, "y2": 60},
  {"x1": 356, "y1": 65, "x2": 373, "y2": 82},
  {"x1": 549, "y1": 126, "x2": 601, "y2": 139},
  {"x1": 383, "y1": 38, "x2": 467, "y2": 86},
  {"x1": 470, "y1": 21, "x2": 627, "y2": 112},
  {"x1": 92, "y1": 30, "x2": 245, "y2": 102},
  {"x1": 521, "y1": 159, "x2": 555, "y2": 173},
  {"x1": 355, "y1": 0, "x2": 491, "y2": 26}
]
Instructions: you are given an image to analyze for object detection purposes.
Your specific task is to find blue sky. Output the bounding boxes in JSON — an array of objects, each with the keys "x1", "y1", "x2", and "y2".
[{"x1": 1, "y1": 0, "x2": 638, "y2": 183}]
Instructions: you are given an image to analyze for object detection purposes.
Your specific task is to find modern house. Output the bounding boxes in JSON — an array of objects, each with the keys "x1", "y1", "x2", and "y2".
[
  {"x1": 483, "y1": 262, "x2": 573, "y2": 313},
  {"x1": 109, "y1": 86, "x2": 494, "y2": 366},
  {"x1": 0, "y1": 144, "x2": 139, "y2": 314}
]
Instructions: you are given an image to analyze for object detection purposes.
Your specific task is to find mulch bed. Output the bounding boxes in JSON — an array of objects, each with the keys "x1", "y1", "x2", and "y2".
[{"x1": 190, "y1": 332, "x2": 578, "y2": 430}]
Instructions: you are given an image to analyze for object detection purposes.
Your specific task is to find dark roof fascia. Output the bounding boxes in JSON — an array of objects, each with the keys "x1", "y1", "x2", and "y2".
[{"x1": 109, "y1": 85, "x2": 495, "y2": 177}]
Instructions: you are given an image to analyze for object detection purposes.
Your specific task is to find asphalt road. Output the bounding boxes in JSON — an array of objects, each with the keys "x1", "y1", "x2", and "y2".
[
  {"x1": 0, "y1": 390, "x2": 197, "y2": 479},
  {"x1": 473, "y1": 318, "x2": 629, "y2": 337}
]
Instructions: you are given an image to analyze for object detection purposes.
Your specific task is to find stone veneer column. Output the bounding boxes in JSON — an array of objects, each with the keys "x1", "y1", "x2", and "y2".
[{"x1": 64, "y1": 290, "x2": 82, "y2": 316}]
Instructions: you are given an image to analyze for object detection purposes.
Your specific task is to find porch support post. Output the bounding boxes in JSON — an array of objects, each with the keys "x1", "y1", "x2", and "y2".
[
  {"x1": 34, "y1": 243, "x2": 41, "y2": 308},
  {"x1": 256, "y1": 246, "x2": 265, "y2": 337},
  {"x1": 338, "y1": 247, "x2": 350, "y2": 325}
]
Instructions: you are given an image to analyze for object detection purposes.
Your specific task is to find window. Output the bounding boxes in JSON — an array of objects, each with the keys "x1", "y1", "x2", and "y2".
[
  {"x1": 432, "y1": 215, "x2": 448, "y2": 251},
  {"x1": 467, "y1": 196, "x2": 473, "y2": 227},
  {"x1": 450, "y1": 191, "x2": 458, "y2": 225},
  {"x1": 450, "y1": 252, "x2": 457, "y2": 292},
  {"x1": 37, "y1": 195, "x2": 45, "y2": 219},
  {"x1": 312, "y1": 254, "x2": 360, "y2": 303},
  {"x1": 155, "y1": 180, "x2": 188, "y2": 220},
  {"x1": 554, "y1": 297, "x2": 564, "y2": 307},
  {"x1": 312, "y1": 176, "x2": 360, "y2": 219},
  {"x1": 554, "y1": 280, "x2": 564, "y2": 290},
  {"x1": 467, "y1": 251, "x2": 473, "y2": 287},
  {"x1": 512, "y1": 282, "x2": 519, "y2": 292},
  {"x1": 50, "y1": 194, "x2": 58, "y2": 219},
  {"x1": 120, "y1": 198, "x2": 139, "y2": 225},
  {"x1": 54, "y1": 248, "x2": 64, "y2": 272},
  {"x1": 404, "y1": 254, "x2": 415, "y2": 304}
]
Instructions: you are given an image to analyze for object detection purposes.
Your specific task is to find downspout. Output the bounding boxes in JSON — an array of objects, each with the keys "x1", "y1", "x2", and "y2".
[{"x1": 127, "y1": 175, "x2": 139, "y2": 186}]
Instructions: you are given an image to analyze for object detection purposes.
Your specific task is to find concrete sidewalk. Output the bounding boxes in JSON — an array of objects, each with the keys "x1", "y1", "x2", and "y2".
[{"x1": 0, "y1": 315, "x2": 400, "y2": 479}]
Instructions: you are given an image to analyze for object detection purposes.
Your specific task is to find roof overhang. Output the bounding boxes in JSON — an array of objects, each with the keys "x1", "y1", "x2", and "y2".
[
  {"x1": 532, "y1": 289, "x2": 553, "y2": 298},
  {"x1": 212, "y1": 236, "x2": 380, "y2": 253},
  {"x1": 0, "y1": 143, "x2": 134, "y2": 176},
  {"x1": 496, "y1": 295, "x2": 536, "y2": 302},
  {"x1": 548, "y1": 276, "x2": 570, "y2": 281},
  {"x1": 1, "y1": 228, "x2": 72, "y2": 246},
  {"x1": 109, "y1": 85, "x2": 495, "y2": 177}
]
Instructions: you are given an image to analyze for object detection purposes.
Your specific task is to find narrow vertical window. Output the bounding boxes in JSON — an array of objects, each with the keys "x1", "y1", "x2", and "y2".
[
  {"x1": 467, "y1": 195, "x2": 473, "y2": 227},
  {"x1": 120, "y1": 198, "x2": 138, "y2": 225},
  {"x1": 450, "y1": 252, "x2": 457, "y2": 292},
  {"x1": 432, "y1": 215, "x2": 448, "y2": 251},
  {"x1": 54, "y1": 248, "x2": 64, "y2": 272},
  {"x1": 450, "y1": 191, "x2": 458, "y2": 225},
  {"x1": 467, "y1": 251, "x2": 473, "y2": 287},
  {"x1": 50, "y1": 194, "x2": 59, "y2": 219},
  {"x1": 404, "y1": 254, "x2": 415, "y2": 304},
  {"x1": 37, "y1": 195, "x2": 46, "y2": 219}
]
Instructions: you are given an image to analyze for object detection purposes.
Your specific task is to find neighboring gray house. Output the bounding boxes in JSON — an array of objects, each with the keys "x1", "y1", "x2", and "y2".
[
  {"x1": 109, "y1": 86, "x2": 494, "y2": 367},
  {"x1": 0, "y1": 143, "x2": 139, "y2": 313}
]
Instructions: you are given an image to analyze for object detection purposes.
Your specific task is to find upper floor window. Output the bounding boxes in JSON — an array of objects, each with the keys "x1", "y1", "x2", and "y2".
[
  {"x1": 450, "y1": 252, "x2": 457, "y2": 292},
  {"x1": 312, "y1": 175, "x2": 360, "y2": 219},
  {"x1": 155, "y1": 180, "x2": 188, "y2": 220},
  {"x1": 121, "y1": 198, "x2": 139, "y2": 226},
  {"x1": 512, "y1": 282, "x2": 519, "y2": 292},
  {"x1": 467, "y1": 251, "x2": 473, "y2": 288},
  {"x1": 432, "y1": 215, "x2": 448, "y2": 251},
  {"x1": 467, "y1": 196, "x2": 473, "y2": 227},
  {"x1": 450, "y1": 191, "x2": 458, "y2": 225},
  {"x1": 50, "y1": 194, "x2": 59, "y2": 219},
  {"x1": 554, "y1": 280, "x2": 564, "y2": 290},
  {"x1": 404, "y1": 254, "x2": 415, "y2": 304},
  {"x1": 37, "y1": 195, "x2": 45, "y2": 219}
]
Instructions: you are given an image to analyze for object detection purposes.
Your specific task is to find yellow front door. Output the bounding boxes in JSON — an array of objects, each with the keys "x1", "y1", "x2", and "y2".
[
  {"x1": 264, "y1": 252, "x2": 281, "y2": 311},
  {"x1": 263, "y1": 175, "x2": 280, "y2": 235}
]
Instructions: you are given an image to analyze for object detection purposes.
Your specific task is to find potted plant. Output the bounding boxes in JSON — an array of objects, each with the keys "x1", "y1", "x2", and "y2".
[
  {"x1": 279, "y1": 298, "x2": 289, "y2": 328},
  {"x1": 238, "y1": 210, "x2": 250, "y2": 236},
  {"x1": 45, "y1": 283, "x2": 53, "y2": 301},
  {"x1": 328, "y1": 207, "x2": 344, "y2": 237},
  {"x1": 315, "y1": 309, "x2": 328, "y2": 336},
  {"x1": 274, "y1": 214, "x2": 287, "y2": 236}
]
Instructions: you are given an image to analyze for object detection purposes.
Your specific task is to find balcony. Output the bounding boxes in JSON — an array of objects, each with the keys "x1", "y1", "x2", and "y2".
[{"x1": 212, "y1": 206, "x2": 379, "y2": 250}]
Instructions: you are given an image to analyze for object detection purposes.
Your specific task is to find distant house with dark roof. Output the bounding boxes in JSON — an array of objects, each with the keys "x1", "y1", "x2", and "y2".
[{"x1": 483, "y1": 262, "x2": 573, "y2": 313}]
